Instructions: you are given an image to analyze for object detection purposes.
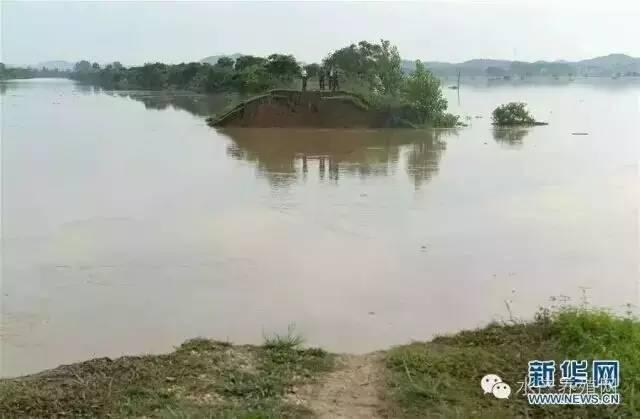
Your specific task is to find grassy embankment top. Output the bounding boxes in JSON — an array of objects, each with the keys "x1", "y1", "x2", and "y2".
[
  {"x1": 2, "y1": 307, "x2": 638, "y2": 418},
  {"x1": 387, "y1": 307, "x2": 639, "y2": 417}
]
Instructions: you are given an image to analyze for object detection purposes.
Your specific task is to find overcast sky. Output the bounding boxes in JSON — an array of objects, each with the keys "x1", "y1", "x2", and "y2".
[{"x1": 2, "y1": 0, "x2": 640, "y2": 66}]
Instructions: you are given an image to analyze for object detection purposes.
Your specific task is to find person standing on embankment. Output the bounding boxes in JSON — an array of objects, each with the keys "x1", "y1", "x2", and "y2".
[
  {"x1": 301, "y1": 68, "x2": 308, "y2": 91},
  {"x1": 330, "y1": 66, "x2": 339, "y2": 92}
]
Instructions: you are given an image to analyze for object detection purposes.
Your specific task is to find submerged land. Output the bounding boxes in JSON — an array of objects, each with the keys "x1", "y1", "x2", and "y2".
[{"x1": 1, "y1": 307, "x2": 638, "y2": 418}]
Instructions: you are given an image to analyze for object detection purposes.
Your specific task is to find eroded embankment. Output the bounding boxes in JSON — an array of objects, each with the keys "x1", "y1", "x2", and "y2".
[{"x1": 207, "y1": 90, "x2": 394, "y2": 128}]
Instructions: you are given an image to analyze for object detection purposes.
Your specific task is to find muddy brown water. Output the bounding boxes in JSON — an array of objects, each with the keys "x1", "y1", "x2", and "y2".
[{"x1": 1, "y1": 78, "x2": 638, "y2": 378}]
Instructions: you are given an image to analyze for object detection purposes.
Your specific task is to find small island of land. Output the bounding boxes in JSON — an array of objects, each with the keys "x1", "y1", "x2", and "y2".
[
  {"x1": 196, "y1": 43, "x2": 465, "y2": 129},
  {"x1": 492, "y1": 102, "x2": 548, "y2": 127}
]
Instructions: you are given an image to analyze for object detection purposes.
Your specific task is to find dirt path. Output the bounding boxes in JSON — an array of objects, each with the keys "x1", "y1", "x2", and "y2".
[{"x1": 298, "y1": 352, "x2": 387, "y2": 418}]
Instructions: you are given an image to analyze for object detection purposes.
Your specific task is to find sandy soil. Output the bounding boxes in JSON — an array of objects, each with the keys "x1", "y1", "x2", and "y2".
[{"x1": 297, "y1": 352, "x2": 388, "y2": 418}]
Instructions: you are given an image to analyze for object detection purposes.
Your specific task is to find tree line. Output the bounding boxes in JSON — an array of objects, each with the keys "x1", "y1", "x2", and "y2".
[
  {"x1": 0, "y1": 63, "x2": 68, "y2": 80},
  {"x1": 66, "y1": 40, "x2": 426, "y2": 98},
  {"x1": 68, "y1": 54, "x2": 304, "y2": 93}
]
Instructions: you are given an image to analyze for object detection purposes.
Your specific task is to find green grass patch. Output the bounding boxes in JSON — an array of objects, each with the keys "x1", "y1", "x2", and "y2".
[
  {"x1": 263, "y1": 324, "x2": 306, "y2": 351},
  {"x1": 0, "y1": 334, "x2": 333, "y2": 418},
  {"x1": 385, "y1": 307, "x2": 639, "y2": 418}
]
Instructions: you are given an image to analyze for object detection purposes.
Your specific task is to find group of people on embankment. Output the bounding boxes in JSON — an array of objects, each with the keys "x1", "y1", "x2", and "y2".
[{"x1": 301, "y1": 67, "x2": 339, "y2": 92}]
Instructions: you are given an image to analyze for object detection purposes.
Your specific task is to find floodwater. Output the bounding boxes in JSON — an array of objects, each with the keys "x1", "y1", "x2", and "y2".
[{"x1": 1, "y1": 78, "x2": 638, "y2": 377}]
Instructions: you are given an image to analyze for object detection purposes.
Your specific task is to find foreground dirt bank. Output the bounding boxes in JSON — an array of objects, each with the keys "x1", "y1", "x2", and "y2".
[{"x1": 1, "y1": 308, "x2": 638, "y2": 418}]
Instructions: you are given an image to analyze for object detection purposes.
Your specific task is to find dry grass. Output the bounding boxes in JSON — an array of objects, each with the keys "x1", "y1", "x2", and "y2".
[{"x1": 0, "y1": 337, "x2": 333, "y2": 418}]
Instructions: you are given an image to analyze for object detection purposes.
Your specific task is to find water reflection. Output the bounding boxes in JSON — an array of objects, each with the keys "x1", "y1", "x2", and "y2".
[
  {"x1": 406, "y1": 136, "x2": 448, "y2": 188},
  {"x1": 1, "y1": 79, "x2": 73, "y2": 95},
  {"x1": 222, "y1": 128, "x2": 452, "y2": 188},
  {"x1": 73, "y1": 83, "x2": 102, "y2": 95},
  {"x1": 111, "y1": 91, "x2": 241, "y2": 117},
  {"x1": 492, "y1": 127, "x2": 531, "y2": 148}
]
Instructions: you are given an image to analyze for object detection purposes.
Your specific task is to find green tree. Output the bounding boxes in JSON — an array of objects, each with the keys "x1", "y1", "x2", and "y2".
[
  {"x1": 216, "y1": 57, "x2": 235, "y2": 69},
  {"x1": 204, "y1": 66, "x2": 233, "y2": 92},
  {"x1": 182, "y1": 62, "x2": 202, "y2": 83},
  {"x1": 401, "y1": 60, "x2": 447, "y2": 123},
  {"x1": 234, "y1": 65, "x2": 273, "y2": 92},
  {"x1": 74, "y1": 60, "x2": 92, "y2": 73},
  {"x1": 235, "y1": 55, "x2": 267, "y2": 72},
  {"x1": 324, "y1": 39, "x2": 403, "y2": 95},
  {"x1": 137, "y1": 63, "x2": 167, "y2": 89},
  {"x1": 166, "y1": 62, "x2": 203, "y2": 86},
  {"x1": 375, "y1": 40, "x2": 403, "y2": 94},
  {"x1": 324, "y1": 43, "x2": 371, "y2": 75},
  {"x1": 266, "y1": 54, "x2": 300, "y2": 79},
  {"x1": 491, "y1": 102, "x2": 536, "y2": 126}
]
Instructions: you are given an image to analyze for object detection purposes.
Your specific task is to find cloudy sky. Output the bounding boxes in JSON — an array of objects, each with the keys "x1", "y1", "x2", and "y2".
[{"x1": 2, "y1": 0, "x2": 639, "y2": 66}]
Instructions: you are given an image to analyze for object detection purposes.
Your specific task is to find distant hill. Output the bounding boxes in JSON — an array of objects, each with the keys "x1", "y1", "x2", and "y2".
[
  {"x1": 200, "y1": 54, "x2": 243, "y2": 65},
  {"x1": 36, "y1": 60, "x2": 75, "y2": 71},
  {"x1": 403, "y1": 53, "x2": 640, "y2": 77},
  {"x1": 574, "y1": 54, "x2": 640, "y2": 76},
  {"x1": 578, "y1": 53, "x2": 638, "y2": 68}
]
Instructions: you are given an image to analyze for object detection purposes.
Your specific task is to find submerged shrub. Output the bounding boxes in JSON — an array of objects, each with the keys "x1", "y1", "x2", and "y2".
[
  {"x1": 492, "y1": 102, "x2": 536, "y2": 126},
  {"x1": 432, "y1": 112, "x2": 461, "y2": 128}
]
